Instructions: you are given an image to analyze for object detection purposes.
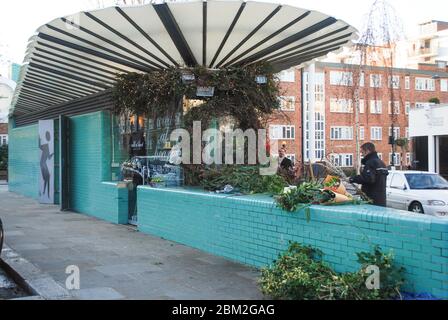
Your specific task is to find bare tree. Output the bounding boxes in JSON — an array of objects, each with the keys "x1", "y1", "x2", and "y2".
[{"x1": 333, "y1": 0, "x2": 405, "y2": 173}]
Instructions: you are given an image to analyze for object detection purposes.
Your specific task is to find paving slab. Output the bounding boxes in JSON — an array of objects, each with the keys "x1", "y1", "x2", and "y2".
[{"x1": 0, "y1": 185, "x2": 263, "y2": 300}]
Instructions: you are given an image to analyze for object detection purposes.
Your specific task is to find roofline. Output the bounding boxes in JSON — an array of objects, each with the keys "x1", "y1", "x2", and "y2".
[
  {"x1": 315, "y1": 61, "x2": 448, "y2": 78},
  {"x1": 419, "y1": 20, "x2": 448, "y2": 25}
]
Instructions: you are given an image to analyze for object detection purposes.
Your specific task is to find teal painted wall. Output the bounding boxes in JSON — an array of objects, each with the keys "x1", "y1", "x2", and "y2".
[
  {"x1": 9, "y1": 111, "x2": 128, "y2": 224},
  {"x1": 8, "y1": 124, "x2": 39, "y2": 199},
  {"x1": 69, "y1": 111, "x2": 128, "y2": 224},
  {"x1": 137, "y1": 187, "x2": 448, "y2": 299}
]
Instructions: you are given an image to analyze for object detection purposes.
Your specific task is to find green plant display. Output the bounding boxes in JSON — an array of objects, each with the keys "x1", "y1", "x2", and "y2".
[
  {"x1": 199, "y1": 165, "x2": 288, "y2": 195},
  {"x1": 323, "y1": 176, "x2": 339, "y2": 188},
  {"x1": 275, "y1": 182, "x2": 333, "y2": 211},
  {"x1": 113, "y1": 62, "x2": 282, "y2": 131},
  {"x1": 259, "y1": 242, "x2": 405, "y2": 300}
]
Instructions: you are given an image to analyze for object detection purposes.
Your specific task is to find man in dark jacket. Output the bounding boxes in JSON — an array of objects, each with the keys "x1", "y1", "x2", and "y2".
[{"x1": 350, "y1": 143, "x2": 389, "y2": 207}]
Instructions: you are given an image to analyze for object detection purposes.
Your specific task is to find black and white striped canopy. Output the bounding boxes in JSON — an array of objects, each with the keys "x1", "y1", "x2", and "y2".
[{"x1": 11, "y1": 0, "x2": 357, "y2": 116}]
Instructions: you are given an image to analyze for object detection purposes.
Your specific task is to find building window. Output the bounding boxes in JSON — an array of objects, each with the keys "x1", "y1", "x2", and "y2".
[
  {"x1": 330, "y1": 154, "x2": 353, "y2": 167},
  {"x1": 359, "y1": 72, "x2": 365, "y2": 87},
  {"x1": 441, "y1": 79, "x2": 448, "y2": 92},
  {"x1": 405, "y1": 127, "x2": 409, "y2": 139},
  {"x1": 370, "y1": 74, "x2": 382, "y2": 88},
  {"x1": 330, "y1": 126, "x2": 354, "y2": 140},
  {"x1": 286, "y1": 154, "x2": 296, "y2": 163},
  {"x1": 330, "y1": 98, "x2": 353, "y2": 113},
  {"x1": 270, "y1": 125, "x2": 295, "y2": 140},
  {"x1": 388, "y1": 75, "x2": 400, "y2": 89},
  {"x1": 279, "y1": 96, "x2": 296, "y2": 111},
  {"x1": 0, "y1": 135, "x2": 7, "y2": 146},
  {"x1": 359, "y1": 126, "x2": 365, "y2": 140},
  {"x1": 277, "y1": 69, "x2": 295, "y2": 82},
  {"x1": 377, "y1": 153, "x2": 383, "y2": 160},
  {"x1": 415, "y1": 77, "x2": 435, "y2": 91},
  {"x1": 406, "y1": 152, "x2": 412, "y2": 166},
  {"x1": 359, "y1": 100, "x2": 365, "y2": 113},
  {"x1": 405, "y1": 102, "x2": 411, "y2": 115},
  {"x1": 370, "y1": 127, "x2": 382, "y2": 141},
  {"x1": 405, "y1": 76, "x2": 410, "y2": 90},
  {"x1": 388, "y1": 101, "x2": 400, "y2": 115},
  {"x1": 389, "y1": 153, "x2": 401, "y2": 166},
  {"x1": 370, "y1": 100, "x2": 382, "y2": 114},
  {"x1": 388, "y1": 127, "x2": 400, "y2": 139},
  {"x1": 330, "y1": 71, "x2": 353, "y2": 86},
  {"x1": 303, "y1": 72, "x2": 326, "y2": 161}
]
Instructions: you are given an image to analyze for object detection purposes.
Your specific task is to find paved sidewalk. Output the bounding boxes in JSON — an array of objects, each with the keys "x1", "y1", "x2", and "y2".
[{"x1": 0, "y1": 186, "x2": 263, "y2": 300}]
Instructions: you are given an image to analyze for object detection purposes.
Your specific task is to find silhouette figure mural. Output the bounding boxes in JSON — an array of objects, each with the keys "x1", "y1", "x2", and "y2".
[{"x1": 38, "y1": 120, "x2": 54, "y2": 204}]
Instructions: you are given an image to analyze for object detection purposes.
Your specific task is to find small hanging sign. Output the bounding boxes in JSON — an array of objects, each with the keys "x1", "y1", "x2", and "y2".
[
  {"x1": 255, "y1": 75, "x2": 267, "y2": 84},
  {"x1": 196, "y1": 86, "x2": 215, "y2": 97}
]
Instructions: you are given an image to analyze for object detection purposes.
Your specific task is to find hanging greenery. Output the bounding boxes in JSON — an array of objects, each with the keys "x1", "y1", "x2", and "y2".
[{"x1": 113, "y1": 62, "x2": 282, "y2": 130}]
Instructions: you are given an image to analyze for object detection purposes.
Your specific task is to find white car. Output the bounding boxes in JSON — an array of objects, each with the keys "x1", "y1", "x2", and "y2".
[{"x1": 386, "y1": 171, "x2": 448, "y2": 217}]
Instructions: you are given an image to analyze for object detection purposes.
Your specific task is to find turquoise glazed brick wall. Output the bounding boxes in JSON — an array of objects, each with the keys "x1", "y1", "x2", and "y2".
[
  {"x1": 8, "y1": 124, "x2": 39, "y2": 199},
  {"x1": 69, "y1": 111, "x2": 128, "y2": 224},
  {"x1": 137, "y1": 187, "x2": 448, "y2": 299}
]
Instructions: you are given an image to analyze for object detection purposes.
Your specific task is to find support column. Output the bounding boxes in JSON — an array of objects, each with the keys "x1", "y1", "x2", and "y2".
[
  {"x1": 428, "y1": 135, "x2": 436, "y2": 173},
  {"x1": 308, "y1": 63, "x2": 316, "y2": 163},
  {"x1": 435, "y1": 135, "x2": 440, "y2": 174}
]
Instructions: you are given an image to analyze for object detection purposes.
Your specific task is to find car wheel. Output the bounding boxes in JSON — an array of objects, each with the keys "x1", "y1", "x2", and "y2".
[{"x1": 409, "y1": 202, "x2": 424, "y2": 214}]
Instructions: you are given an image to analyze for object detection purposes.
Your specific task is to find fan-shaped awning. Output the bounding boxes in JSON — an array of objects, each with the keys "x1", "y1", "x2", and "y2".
[{"x1": 11, "y1": 0, "x2": 357, "y2": 116}]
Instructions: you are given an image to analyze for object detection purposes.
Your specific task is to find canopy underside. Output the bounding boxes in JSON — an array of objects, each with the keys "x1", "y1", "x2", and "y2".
[{"x1": 11, "y1": 0, "x2": 357, "y2": 116}]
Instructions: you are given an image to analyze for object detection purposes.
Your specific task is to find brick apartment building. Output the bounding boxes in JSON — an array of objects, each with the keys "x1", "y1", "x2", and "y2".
[{"x1": 270, "y1": 61, "x2": 448, "y2": 170}]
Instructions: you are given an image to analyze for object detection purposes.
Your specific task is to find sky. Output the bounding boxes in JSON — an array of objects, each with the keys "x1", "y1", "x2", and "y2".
[{"x1": 0, "y1": 0, "x2": 447, "y2": 67}]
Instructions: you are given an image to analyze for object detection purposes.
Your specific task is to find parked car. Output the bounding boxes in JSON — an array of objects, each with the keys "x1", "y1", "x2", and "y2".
[
  {"x1": 386, "y1": 171, "x2": 448, "y2": 217},
  {"x1": 0, "y1": 218, "x2": 3, "y2": 255}
]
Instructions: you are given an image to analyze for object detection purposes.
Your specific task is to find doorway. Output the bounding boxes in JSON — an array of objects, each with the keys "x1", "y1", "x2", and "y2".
[{"x1": 438, "y1": 136, "x2": 448, "y2": 179}]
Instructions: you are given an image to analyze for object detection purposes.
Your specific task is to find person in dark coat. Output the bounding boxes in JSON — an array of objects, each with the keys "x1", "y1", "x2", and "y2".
[
  {"x1": 350, "y1": 143, "x2": 389, "y2": 207},
  {"x1": 278, "y1": 148, "x2": 293, "y2": 171}
]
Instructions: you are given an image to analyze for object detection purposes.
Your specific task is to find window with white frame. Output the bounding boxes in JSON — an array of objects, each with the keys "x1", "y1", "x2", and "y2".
[
  {"x1": 405, "y1": 102, "x2": 411, "y2": 115},
  {"x1": 330, "y1": 71, "x2": 353, "y2": 86},
  {"x1": 303, "y1": 72, "x2": 326, "y2": 161},
  {"x1": 370, "y1": 74, "x2": 382, "y2": 88},
  {"x1": 405, "y1": 76, "x2": 410, "y2": 90},
  {"x1": 330, "y1": 126, "x2": 353, "y2": 140},
  {"x1": 388, "y1": 127, "x2": 400, "y2": 139},
  {"x1": 441, "y1": 79, "x2": 448, "y2": 92},
  {"x1": 0, "y1": 135, "x2": 7, "y2": 146},
  {"x1": 359, "y1": 126, "x2": 365, "y2": 140},
  {"x1": 370, "y1": 127, "x2": 382, "y2": 141},
  {"x1": 269, "y1": 125, "x2": 295, "y2": 140},
  {"x1": 388, "y1": 101, "x2": 400, "y2": 115},
  {"x1": 330, "y1": 154, "x2": 353, "y2": 167},
  {"x1": 330, "y1": 98, "x2": 352, "y2": 113},
  {"x1": 389, "y1": 153, "x2": 401, "y2": 166},
  {"x1": 277, "y1": 69, "x2": 295, "y2": 82},
  {"x1": 359, "y1": 72, "x2": 365, "y2": 87},
  {"x1": 415, "y1": 77, "x2": 435, "y2": 91},
  {"x1": 405, "y1": 127, "x2": 409, "y2": 139},
  {"x1": 406, "y1": 152, "x2": 412, "y2": 166},
  {"x1": 388, "y1": 75, "x2": 400, "y2": 89},
  {"x1": 359, "y1": 99, "x2": 365, "y2": 113},
  {"x1": 279, "y1": 96, "x2": 295, "y2": 111},
  {"x1": 377, "y1": 153, "x2": 383, "y2": 160},
  {"x1": 370, "y1": 100, "x2": 382, "y2": 114}
]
